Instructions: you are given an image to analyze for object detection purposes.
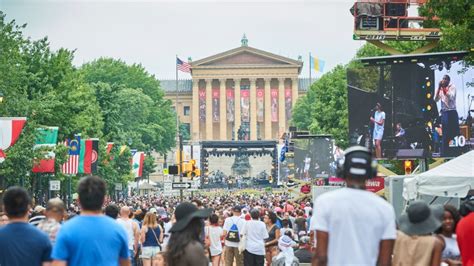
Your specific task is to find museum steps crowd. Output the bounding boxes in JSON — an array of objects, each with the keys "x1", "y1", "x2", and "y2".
[{"x1": 0, "y1": 175, "x2": 473, "y2": 265}]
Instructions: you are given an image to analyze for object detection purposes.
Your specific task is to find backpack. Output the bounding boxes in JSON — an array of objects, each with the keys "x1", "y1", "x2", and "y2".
[{"x1": 225, "y1": 218, "x2": 240, "y2": 242}]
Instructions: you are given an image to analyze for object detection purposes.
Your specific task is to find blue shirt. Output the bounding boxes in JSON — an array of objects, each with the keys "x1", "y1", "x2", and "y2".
[
  {"x1": 0, "y1": 222, "x2": 52, "y2": 266},
  {"x1": 52, "y1": 215, "x2": 129, "y2": 266}
]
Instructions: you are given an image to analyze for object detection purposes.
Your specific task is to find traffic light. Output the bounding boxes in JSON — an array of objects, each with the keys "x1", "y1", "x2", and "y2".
[
  {"x1": 182, "y1": 160, "x2": 200, "y2": 179},
  {"x1": 404, "y1": 160, "x2": 413, "y2": 175}
]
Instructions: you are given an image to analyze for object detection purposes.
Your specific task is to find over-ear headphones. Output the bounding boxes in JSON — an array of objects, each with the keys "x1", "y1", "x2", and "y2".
[{"x1": 336, "y1": 146, "x2": 377, "y2": 179}]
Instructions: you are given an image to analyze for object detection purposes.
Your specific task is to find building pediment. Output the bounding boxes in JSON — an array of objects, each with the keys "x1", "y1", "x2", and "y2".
[{"x1": 191, "y1": 46, "x2": 302, "y2": 70}]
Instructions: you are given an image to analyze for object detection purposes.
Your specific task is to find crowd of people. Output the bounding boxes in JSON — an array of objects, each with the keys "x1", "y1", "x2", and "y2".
[{"x1": 0, "y1": 146, "x2": 473, "y2": 266}]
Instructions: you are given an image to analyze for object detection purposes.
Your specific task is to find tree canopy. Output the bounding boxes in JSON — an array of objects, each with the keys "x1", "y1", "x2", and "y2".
[{"x1": 0, "y1": 12, "x2": 175, "y2": 194}]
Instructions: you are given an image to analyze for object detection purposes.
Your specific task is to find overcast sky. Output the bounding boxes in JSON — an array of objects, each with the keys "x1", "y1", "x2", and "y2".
[{"x1": 1, "y1": 0, "x2": 364, "y2": 79}]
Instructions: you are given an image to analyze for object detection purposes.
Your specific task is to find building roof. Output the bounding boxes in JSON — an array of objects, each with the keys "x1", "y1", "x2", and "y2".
[
  {"x1": 190, "y1": 46, "x2": 303, "y2": 73},
  {"x1": 160, "y1": 77, "x2": 314, "y2": 94}
]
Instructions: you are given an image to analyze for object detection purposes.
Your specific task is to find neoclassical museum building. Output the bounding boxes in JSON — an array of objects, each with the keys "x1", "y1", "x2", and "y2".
[{"x1": 161, "y1": 37, "x2": 311, "y2": 142}]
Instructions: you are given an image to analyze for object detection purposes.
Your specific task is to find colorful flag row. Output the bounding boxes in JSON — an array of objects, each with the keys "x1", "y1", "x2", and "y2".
[{"x1": 0, "y1": 117, "x2": 142, "y2": 177}]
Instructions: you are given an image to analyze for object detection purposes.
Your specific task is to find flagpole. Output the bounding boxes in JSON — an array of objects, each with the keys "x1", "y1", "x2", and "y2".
[
  {"x1": 176, "y1": 55, "x2": 183, "y2": 201},
  {"x1": 309, "y1": 52, "x2": 312, "y2": 86},
  {"x1": 176, "y1": 55, "x2": 179, "y2": 143}
]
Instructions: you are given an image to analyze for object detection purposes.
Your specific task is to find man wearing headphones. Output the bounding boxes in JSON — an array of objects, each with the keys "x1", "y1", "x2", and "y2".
[{"x1": 310, "y1": 146, "x2": 396, "y2": 266}]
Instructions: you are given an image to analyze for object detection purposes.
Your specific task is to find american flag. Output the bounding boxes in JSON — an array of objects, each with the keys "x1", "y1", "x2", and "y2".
[
  {"x1": 176, "y1": 57, "x2": 191, "y2": 73},
  {"x1": 61, "y1": 136, "x2": 81, "y2": 175}
]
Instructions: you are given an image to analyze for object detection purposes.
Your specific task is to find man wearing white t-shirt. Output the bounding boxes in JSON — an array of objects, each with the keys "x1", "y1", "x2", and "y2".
[
  {"x1": 223, "y1": 206, "x2": 245, "y2": 266},
  {"x1": 242, "y1": 209, "x2": 268, "y2": 266},
  {"x1": 310, "y1": 146, "x2": 396, "y2": 266}
]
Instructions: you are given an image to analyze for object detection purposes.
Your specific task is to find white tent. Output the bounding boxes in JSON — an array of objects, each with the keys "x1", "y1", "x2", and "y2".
[{"x1": 404, "y1": 151, "x2": 474, "y2": 200}]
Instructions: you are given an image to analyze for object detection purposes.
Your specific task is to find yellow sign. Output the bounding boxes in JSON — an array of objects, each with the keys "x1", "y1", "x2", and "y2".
[{"x1": 163, "y1": 168, "x2": 169, "y2": 175}]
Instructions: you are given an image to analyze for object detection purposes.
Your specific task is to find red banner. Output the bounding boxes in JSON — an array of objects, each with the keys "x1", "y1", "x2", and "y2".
[
  {"x1": 199, "y1": 89, "x2": 206, "y2": 122},
  {"x1": 328, "y1": 177, "x2": 385, "y2": 193},
  {"x1": 285, "y1": 88, "x2": 292, "y2": 121},
  {"x1": 257, "y1": 88, "x2": 264, "y2": 122},
  {"x1": 241, "y1": 89, "x2": 250, "y2": 122},
  {"x1": 226, "y1": 89, "x2": 234, "y2": 122},
  {"x1": 365, "y1": 177, "x2": 385, "y2": 193},
  {"x1": 212, "y1": 89, "x2": 220, "y2": 122},
  {"x1": 271, "y1": 89, "x2": 278, "y2": 122}
]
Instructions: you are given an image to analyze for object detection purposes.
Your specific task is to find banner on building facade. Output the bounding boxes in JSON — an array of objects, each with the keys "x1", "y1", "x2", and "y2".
[
  {"x1": 285, "y1": 88, "x2": 292, "y2": 121},
  {"x1": 257, "y1": 88, "x2": 264, "y2": 122},
  {"x1": 212, "y1": 89, "x2": 219, "y2": 122},
  {"x1": 271, "y1": 89, "x2": 278, "y2": 122},
  {"x1": 226, "y1": 89, "x2": 234, "y2": 122},
  {"x1": 199, "y1": 89, "x2": 206, "y2": 122},
  {"x1": 241, "y1": 89, "x2": 250, "y2": 122}
]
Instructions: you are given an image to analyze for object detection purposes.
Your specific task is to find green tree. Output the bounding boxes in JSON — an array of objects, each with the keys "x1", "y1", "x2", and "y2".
[
  {"x1": 80, "y1": 58, "x2": 176, "y2": 154},
  {"x1": 0, "y1": 12, "x2": 103, "y2": 191},
  {"x1": 420, "y1": 0, "x2": 473, "y2": 63},
  {"x1": 293, "y1": 66, "x2": 349, "y2": 147}
]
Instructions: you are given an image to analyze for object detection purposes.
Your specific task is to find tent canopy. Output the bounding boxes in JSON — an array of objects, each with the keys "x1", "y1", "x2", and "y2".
[{"x1": 404, "y1": 151, "x2": 474, "y2": 200}]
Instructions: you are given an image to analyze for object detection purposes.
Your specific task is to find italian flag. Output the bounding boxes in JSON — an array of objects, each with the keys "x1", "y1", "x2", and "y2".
[
  {"x1": 0, "y1": 117, "x2": 27, "y2": 163},
  {"x1": 32, "y1": 127, "x2": 58, "y2": 173}
]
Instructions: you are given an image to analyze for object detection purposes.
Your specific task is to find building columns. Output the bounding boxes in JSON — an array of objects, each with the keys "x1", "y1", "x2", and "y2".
[
  {"x1": 278, "y1": 78, "x2": 286, "y2": 137},
  {"x1": 234, "y1": 79, "x2": 241, "y2": 140},
  {"x1": 264, "y1": 78, "x2": 272, "y2": 140},
  {"x1": 292, "y1": 77, "x2": 299, "y2": 107},
  {"x1": 205, "y1": 79, "x2": 213, "y2": 140},
  {"x1": 219, "y1": 79, "x2": 227, "y2": 140},
  {"x1": 191, "y1": 79, "x2": 199, "y2": 141},
  {"x1": 250, "y1": 78, "x2": 257, "y2": 140}
]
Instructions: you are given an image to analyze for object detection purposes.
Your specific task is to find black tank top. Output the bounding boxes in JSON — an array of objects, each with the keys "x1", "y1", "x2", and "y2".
[
  {"x1": 143, "y1": 226, "x2": 161, "y2": 247},
  {"x1": 265, "y1": 225, "x2": 277, "y2": 243}
]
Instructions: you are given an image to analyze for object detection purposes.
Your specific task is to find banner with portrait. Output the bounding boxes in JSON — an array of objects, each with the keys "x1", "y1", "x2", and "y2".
[
  {"x1": 199, "y1": 89, "x2": 206, "y2": 122},
  {"x1": 241, "y1": 89, "x2": 250, "y2": 122},
  {"x1": 271, "y1": 89, "x2": 278, "y2": 122},
  {"x1": 285, "y1": 88, "x2": 292, "y2": 121},
  {"x1": 212, "y1": 89, "x2": 219, "y2": 122},
  {"x1": 257, "y1": 88, "x2": 264, "y2": 122},
  {"x1": 226, "y1": 89, "x2": 234, "y2": 122}
]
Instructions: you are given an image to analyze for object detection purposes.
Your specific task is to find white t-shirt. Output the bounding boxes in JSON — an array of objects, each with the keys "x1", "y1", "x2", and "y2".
[
  {"x1": 207, "y1": 225, "x2": 224, "y2": 256},
  {"x1": 310, "y1": 187, "x2": 396, "y2": 265},
  {"x1": 244, "y1": 220, "x2": 269, "y2": 256},
  {"x1": 162, "y1": 221, "x2": 172, "y2": 248},
  {"x1": 117, "y1": 218, "x2": 135, "y2": 250},
  {"x1": 223, "y1": 216, "x2": 246, "y2": 248},
  {"x1": 304, "y1": 206, "x2": 312, "y2": 217}
]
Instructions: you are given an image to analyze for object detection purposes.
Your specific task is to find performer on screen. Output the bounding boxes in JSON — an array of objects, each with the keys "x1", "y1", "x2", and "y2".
[
  {"x1": 435, "y1": 74, "x2": 460, "y2": 157},
  {"x1": 370, "y1": 102, "x2": 385, "y2": 158}
]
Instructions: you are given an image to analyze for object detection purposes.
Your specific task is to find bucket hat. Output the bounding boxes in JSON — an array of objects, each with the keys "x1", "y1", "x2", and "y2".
[
  {"x1": 398, "y1": 200, "x2": 443, "y2": 236},
  {"x1": 170, "y1": 202, "x2": 211, "y2": 232}
]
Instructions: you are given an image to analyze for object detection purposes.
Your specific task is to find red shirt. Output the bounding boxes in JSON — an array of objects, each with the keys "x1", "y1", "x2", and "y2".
[{"x1": 457, "y1": 212, "x2": 474, "y2": 266}]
